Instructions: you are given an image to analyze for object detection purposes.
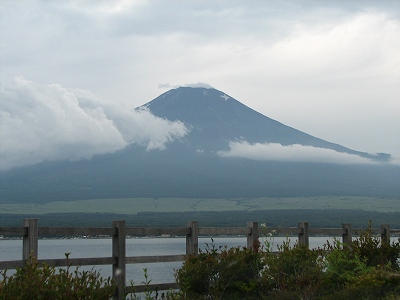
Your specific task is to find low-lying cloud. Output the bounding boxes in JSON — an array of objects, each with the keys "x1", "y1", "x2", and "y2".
[
  {"x1": 158, "y1": 82, "x2": 214, "y2": 89},
  {"x1": 218, "y1": 141, "x2": 378, "y2": 165},
  {"x1": 390, "y1": 156, "x2": 400, "y2": 166},
  {"x1": 0, "y1": 77, "x2": 189, "y2": 171}
]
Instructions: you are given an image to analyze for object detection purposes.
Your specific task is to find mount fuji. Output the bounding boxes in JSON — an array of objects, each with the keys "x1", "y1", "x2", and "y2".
[
  {"x1": 143, "y1": 87, "x2": 387, "y2": 160},
  {"x1": 1, "y1": 87, "x2": 399, "y2": 203}
]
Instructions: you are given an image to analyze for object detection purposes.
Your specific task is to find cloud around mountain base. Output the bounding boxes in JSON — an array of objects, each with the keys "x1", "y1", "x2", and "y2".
[{"x1": 218, "y1": 141, "x2": 381, "y2": 165}]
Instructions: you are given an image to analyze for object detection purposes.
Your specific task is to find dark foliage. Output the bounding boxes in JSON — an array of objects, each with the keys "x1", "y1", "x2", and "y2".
[
  {"x1": 0, "y1": 256, "x2": 115, "y2": 299},
  {"x1": 1, "y1": 209, "x2": 400, "y2": 228},
  {"x1": 173, "y1": 228, "x2": 400, "y2": 299}
]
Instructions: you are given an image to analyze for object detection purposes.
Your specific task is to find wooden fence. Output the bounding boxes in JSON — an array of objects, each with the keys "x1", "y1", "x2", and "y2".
[{"x1": 0, "y1": 219, "x2": 399, "y2": 300}]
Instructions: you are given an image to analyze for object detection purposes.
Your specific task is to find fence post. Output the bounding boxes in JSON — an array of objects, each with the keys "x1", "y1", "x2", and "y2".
[
  {"x1": 112, "y1": 220, "x2": 126, "y2": 300},
  {"x1": 23, "y1": 218, "x2": 38, "y2": 261},
  {"x1": 247, "y1": 221, "x2": 259, "y2": 249},
  {"x1": 342, "y1": 223, "x2": 352, "y2": 244},
  {"x1": 186, "y1": 221, "x2": 198, "y2": 255},
  {"x1": 298, "y1": 222, "x2": 309, "y2": 247},
  {"x1": 381, "y1": 224, "x2": 390, "y2": 247}
]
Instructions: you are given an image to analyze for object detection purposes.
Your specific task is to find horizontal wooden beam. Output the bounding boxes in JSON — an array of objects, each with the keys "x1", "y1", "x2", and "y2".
[
  {"x1": 126, "y1": 254, "x2": 184, "y2": 264},
  {"x1": 308, "y1": 228, "x2": 345, "y2": 235},
  {"x1": 38, "y1": 227, "x2": 114, "y2": 236},
  {"x1": 126, "y1": 227, "x2": 188, "y2": 236},
  {"x1": 39, "y1": 257, "x2": 116, "y2": 267},
  {"x1": 0, "y1": 260, "x2": 25, "y2": 269},
  {"x1": 198, "y1": 227, "x2": 249, "y2": 235},
  {"x1": 260, "y1": 227, "x2": 302, "y2": 235},
  {"x1": 0, "y1": 227, "x2": 27, "y2": 236}
]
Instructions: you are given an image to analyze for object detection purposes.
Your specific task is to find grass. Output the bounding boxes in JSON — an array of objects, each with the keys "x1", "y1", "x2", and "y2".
[{"x1": 0, "y1": 196, "x2": 399, "y2": 215}]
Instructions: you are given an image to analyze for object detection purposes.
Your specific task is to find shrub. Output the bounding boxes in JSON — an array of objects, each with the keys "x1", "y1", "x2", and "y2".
[
  {"x1": 175, "y1": 240, "x2": 264, "y2": 299},
  {"x1": 259, "y1": 240, "x2": 325, "y2": 299},
  {"x1": 175, "y1": 225, "x2": 400, "y2": 300},
  {"x1": 349, "y1": 223, "x2": 400, "y2": 270},
  {"x1": 0, "y1": 256, "x2": 115, "y2": 300},
  {"x1": 333, "y1": 267, "x2": 400, "y2": 299},
  {"x1": 320, "y1": 229, "x2": 400, "y2": 300}
]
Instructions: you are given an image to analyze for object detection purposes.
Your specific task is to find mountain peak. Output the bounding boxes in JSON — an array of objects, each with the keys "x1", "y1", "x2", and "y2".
[
  {"x1": 140, "y1": 87, "x2": 388, "y2": 161},
  {"x1": 150, "y1": 86, "x2": 234, "y2": 104}
]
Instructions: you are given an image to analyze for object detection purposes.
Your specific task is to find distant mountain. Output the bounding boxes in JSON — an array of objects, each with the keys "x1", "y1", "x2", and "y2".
[
  {"x1": 143, "y1": 87, "x2": 386, "y2": 160},
  {"x1": 0, "y1": 87, "x2": 398, "y2": 203}
]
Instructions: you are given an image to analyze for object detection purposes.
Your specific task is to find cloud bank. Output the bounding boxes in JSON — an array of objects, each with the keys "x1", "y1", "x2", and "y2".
[
  {"x1": 218, "y1": 141, "x2": 377, "y2": 165},
  {"x1": 0, "y1": 77, "x2": 189, "y2": 171}
]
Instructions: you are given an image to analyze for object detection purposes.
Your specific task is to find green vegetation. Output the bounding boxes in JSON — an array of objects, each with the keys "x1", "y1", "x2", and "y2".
[
  {"x1": 1, "y1": 209, "x2": 400, "y2": 228},
  {"x1": 1, "y1": 196, "x2": 400, "y2": 228},
  {"x1": 172, "y1": 227, "x2": 400, "y2": 299},
  {"x1": 0, "y1": 256, "x2": 115, "y2": 299},
  {"x1": 1, "y1": 196, "x2": 399, "y2": 215}
]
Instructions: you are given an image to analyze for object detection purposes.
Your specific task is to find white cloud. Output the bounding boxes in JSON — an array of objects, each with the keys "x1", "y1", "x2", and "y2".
[
  {"x1": 158, "y1": 83, "x2": 173, "y2": 89},
  {"x1": 218, "y1": 141, "x2": 378, "y2": 165},
  {"x1": 130, "y1": 106, "x2": 189, "y2": 151},
  {"x1": 1, "y1": 1, "x2": 399, "y2": 158},
  {"x1": 0, "y1": 77, "x2": 189, "y2": 171},
  {"x1": 158, "y1": 82, "x2": 213, "y2": 90},
  {"x1": 390, "y1": 156, "x2": 400, "y2": 166},
  {"x1": 182, "y1": 82, "x2": 214, "y2": 89}
]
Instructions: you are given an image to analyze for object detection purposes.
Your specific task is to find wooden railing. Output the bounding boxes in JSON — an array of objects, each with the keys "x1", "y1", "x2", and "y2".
[{"x1": 0, "y1": 219, "x2": 399, "y2": 300}]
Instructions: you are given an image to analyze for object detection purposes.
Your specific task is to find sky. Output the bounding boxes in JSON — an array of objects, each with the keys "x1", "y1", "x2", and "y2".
[{"x1": 1, "y1": 0, "x2": 400, "y2": 170}]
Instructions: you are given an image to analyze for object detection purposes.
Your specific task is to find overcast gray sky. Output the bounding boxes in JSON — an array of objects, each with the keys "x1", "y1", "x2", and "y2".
[{"x1": 1, "y1": 0, "x2": 399, "y2": 170}]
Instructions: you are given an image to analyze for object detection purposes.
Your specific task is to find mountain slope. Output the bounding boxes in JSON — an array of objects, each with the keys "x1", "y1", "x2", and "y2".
[
  {"x1": 0, "y1": 87, "x2": 398, "y2": 203},
  {"x1": 144, "y1": 87, "x2": 386, "y2": 160}
]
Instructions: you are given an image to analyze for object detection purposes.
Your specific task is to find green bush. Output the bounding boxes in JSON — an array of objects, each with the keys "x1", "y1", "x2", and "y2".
[
  {"x1": 259, "y1": 241, "x2": 325, "y2": 299},
  {"x1": 175, "y1": 240, "x2": 264, "y2": 299},
  {"x1": 0, "y1": 256, "x2": 115, "y2": 300},
  {"x1": 175, "y1": 227, "x2": 400, "y2": 300},
  {"x1": 349, "y1": 224, "x2": 400, "y2": 270},
  {"x1": 320, "y1": 228, "x2": 400, "y2": 300}
]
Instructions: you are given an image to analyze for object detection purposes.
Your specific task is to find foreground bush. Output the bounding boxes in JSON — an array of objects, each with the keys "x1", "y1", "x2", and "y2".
[
  {"x1": 175, "y1": 240, "x2": 264, "y2": 299},
  {"x1": 175, "y1": 228, "x2": 400, "y2": 300},
  {"x1": 0, "y1": 256, "x2": 115, "y2": 300},
  {"x1": 259, "y1": 241, "x2": 325, "y2": 299},
  {"x1": 320, "y1": 227, "x2": 400, "y2": 300}
]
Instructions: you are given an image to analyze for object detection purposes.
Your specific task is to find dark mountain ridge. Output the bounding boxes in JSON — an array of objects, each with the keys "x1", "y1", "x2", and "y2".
[{"x1": 0, "y1": 87, "x2": 398, "y2": 203}]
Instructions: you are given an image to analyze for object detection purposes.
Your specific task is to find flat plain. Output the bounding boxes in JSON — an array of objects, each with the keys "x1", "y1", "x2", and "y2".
[{"x1": 1, "y1": 196, "x2": 399, "y2": 215}]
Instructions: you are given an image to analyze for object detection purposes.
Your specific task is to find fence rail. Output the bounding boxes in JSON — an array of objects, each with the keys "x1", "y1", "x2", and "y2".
[{"x1": 0, "y1": 219, "x2": 398, "y2": 300}]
